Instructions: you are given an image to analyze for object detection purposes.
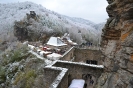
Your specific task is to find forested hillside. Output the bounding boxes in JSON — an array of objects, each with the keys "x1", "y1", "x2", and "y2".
[{"x1": 0, "y1": 1, "x2": 105, "y2": 45}]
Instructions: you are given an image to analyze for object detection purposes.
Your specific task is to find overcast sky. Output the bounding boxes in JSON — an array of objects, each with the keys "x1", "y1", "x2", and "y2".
[{"x1": 0, "y1": 0, "x2": 109, "y2": 23}]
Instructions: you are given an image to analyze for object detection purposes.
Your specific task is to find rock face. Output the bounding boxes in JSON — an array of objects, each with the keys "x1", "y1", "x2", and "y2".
[
  {"x1": 96, "y1": 0, "x2": 133, "y2": 88},
  {"x1": 14, "y1": 11, "x2": 51, "y2": 43}
]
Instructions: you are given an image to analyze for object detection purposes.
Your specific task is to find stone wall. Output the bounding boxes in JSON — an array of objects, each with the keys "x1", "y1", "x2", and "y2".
[
  {"x1": 60, "y1": 47, "x2": 75, "y2": 61},
  {"x1": 53, "y1": 60, "x2": 104, "y2": 87},
  {"x1": 74, "y1": 48, "x2": 103, "y2": 65},
  {"x1": 56, "y1": 71, "x2": 68, "y2": 88},
  {"x1": 43, "y1": 67, "x2": 61, "y2": 88},
  {"x1": 44, "y1": 60, "x2": 104, "y2": 88},
  {"x1": 60, "y1": 47, "x2": 103, "y2": 65}
]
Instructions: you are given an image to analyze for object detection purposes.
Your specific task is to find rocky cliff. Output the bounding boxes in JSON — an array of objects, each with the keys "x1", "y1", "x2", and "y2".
[
  {"x1": 96, "y1": 0, "x2": 133, "y2": 88},
  {"x1": 14, "y1": 11, "x2": 52, "y2": 43}
]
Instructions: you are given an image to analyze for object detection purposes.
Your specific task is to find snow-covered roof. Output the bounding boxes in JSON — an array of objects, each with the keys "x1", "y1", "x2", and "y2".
[
  {"x1": 68, "y1": 39, "x2": 78, "y2": 45},
  {"x1": 47, "y1": 53, "x2": 62, "y2": 60},
  {"x1": 47, "y1": 37, "x2": 67, "y2": 47},
  {"x1": 69, "y1": 79, "x2": 85, "y2": 88}
]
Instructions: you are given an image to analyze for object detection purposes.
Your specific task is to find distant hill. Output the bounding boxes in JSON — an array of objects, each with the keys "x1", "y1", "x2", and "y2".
[{"x1": 0, "y1": 1, "x2": 105, "y2": 44}]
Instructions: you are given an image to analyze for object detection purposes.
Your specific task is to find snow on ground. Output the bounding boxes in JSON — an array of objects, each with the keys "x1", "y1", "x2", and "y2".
[
  {"x1": 29, "y1": 50, "x2": 53, "y2": 66},
  {"x1": 47, "y1": 53, "x2": 62, "y2": 60}
]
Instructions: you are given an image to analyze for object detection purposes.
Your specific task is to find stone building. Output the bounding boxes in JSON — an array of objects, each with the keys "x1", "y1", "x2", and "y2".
[{"x1": 43, "y1": 46, "x2": 104, "y2": 88}]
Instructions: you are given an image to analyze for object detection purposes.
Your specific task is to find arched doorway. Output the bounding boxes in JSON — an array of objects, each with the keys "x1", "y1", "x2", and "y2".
[{"x1": 82, "y1": 74, "x2": 96, "y2": 88}]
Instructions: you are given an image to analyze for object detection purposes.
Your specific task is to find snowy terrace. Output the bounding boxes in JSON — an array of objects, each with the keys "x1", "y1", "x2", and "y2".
[{"x1": 27, "y1": 41, "x2": 72, "y2": 61}]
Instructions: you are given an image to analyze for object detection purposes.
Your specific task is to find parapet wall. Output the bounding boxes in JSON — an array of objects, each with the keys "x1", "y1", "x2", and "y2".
[
  {"x1": 53, "y1": 60, "x2": 103, "y2": 86},
  {"x1": 60, "y1": 46, "x2": 75, "y2": 61},
  {"x1": 55, "y1": 70, "x2": 68, "y2": 88},
  {"x1": 44, "y1": 67, "x2": 61, "y2": 88},
  {"x1": 44, "y1": 60, "x2": 104, "y2": 88}
]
